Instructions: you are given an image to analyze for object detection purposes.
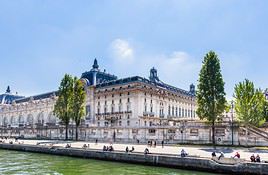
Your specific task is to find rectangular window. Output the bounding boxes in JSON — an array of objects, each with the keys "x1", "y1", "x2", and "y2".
[
  {"x1": 132, "y1": 129, "x2": 138, "y2": 133},
  {"x1": 215, "y1": 129, "x2": 225, "y2": 136},
  {"x1": 127, "y1": 105, "x2": 131, "y2": 112},
  {"x1": 168, "y1": 129, "x2": 176, "y2": 133},
  {"x1": 149, "y1": 129, "x2": 156, "y2": 134},
  {"x1": 190, "y1": 129, "x2": 199, "y2": 136},
  {"x1": 86, "y1": 105, "x2": 90, "y2": 115}
]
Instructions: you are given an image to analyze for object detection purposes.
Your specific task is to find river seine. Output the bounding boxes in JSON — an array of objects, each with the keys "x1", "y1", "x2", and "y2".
[{"x1": 0, "y1": 150, "x2": 217, "y2": 175}]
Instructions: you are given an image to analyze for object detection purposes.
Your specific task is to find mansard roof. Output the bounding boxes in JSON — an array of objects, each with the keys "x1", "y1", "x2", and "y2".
[
  {"x1": 81, "y1": 59, "x2": 117, "y2": 86},
  {"x1": 96, "y1": 76, "x2": 195, "y2": 97},
  {"x1": 0, "y1": 86, "x2": 24, "y2": 104},
  {"x1": 14, "y1": 91, "x2": 58, "y2": 103}
]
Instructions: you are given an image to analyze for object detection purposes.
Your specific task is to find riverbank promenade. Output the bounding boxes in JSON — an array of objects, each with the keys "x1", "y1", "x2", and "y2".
[{"x1": 3, "y1": 139, "x2": 268, "y2": 161}]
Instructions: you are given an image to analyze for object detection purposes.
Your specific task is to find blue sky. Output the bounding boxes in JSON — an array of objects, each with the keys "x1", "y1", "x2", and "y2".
[{"x1": 0, "y1": 0, "x2": 267, "y2": 99}]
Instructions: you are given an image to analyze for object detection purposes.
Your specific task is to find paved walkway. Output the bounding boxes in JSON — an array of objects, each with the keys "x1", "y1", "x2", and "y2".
[{"x1": 3, "y1": 139, "x2": 268, "y2": 161}]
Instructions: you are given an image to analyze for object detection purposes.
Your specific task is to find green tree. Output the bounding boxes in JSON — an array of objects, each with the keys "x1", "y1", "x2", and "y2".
[
  {"x1": 54, "y1": 74, "x2": 74, "y2": 140},
  {"x1": 234, "y1": 79, "x2": 266, "y2": 127},
  {"x1": 72, "y1": 77, "x2": 86, "y2": 141},
  {"x1": 197, "y1": 51, "x2": 226, "y2": 145},
  {"x1": 263, "y1": 100, "x2": 268, "y2": 122}
]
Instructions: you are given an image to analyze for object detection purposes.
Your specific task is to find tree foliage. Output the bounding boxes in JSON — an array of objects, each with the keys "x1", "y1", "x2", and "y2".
[
  {"x1": 54, "y1": 74, "x2": 74, "y2": 140},
  {"x1": 72, "y1": 77, "x2": 86, "y2": 141},
  {"x1": 234, "y1": 79, "x2": 266, "y2": 127},
  {"x1": 197, "y1": 51, "x2": 226, "y2": 145}
]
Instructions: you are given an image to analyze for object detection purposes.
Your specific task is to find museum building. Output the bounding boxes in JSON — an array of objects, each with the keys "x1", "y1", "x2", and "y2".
[{"x1": 1, "y1": 59, "x2": 267, "y2": 145}]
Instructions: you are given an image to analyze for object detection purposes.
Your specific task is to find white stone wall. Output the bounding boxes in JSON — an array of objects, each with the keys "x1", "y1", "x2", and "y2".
[{"x1": 0, "y1": 97, "x2": 58, "y2": 128}]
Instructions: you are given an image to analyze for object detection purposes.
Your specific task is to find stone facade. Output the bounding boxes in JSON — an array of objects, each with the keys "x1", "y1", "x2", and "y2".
[{"x1": 0, "y1": 59, "x2": 267, "y2": 145}]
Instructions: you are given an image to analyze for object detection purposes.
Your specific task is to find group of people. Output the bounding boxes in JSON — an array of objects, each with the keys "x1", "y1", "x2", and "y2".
[
  {"x1": 250, "y1": 154, "x2": 261, "y2": 162},
  {"x1": 212, "y1": 151, "x2": 240, "y2": 160},
  {"x1": 125, "y1": 146, "x2": 135, "y2": 153},
  {"x1": 211, "y1": 151, "x2": 263, "y2": 163},
  {"x1": 103, "y1": 145, "x2": 114, "y2": 152},
  {"x1": 0, "y1": 137, "x2": 24, "y2": 145},
  {"x1": 82, "y1": 144, "x2": 90, "y2": 149},
  {"x1": 147, "y1": 140, "x2": 157, "y2": 148}
]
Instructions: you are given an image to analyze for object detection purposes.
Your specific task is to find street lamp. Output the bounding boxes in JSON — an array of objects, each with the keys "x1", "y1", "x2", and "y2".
[{"x1": 231, "y1": 100, "x2": 234, "y2": 145}]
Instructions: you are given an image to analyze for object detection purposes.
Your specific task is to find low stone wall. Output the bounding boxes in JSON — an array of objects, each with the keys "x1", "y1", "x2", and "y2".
[{"x1": 0, "y1": 143, "x2": 268, "y2": 175}]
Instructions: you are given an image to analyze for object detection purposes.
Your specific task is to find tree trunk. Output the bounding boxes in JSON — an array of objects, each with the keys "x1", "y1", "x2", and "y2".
[
  {"x1": 75, "y1": 125, "x2": 78, "y2": 141},
  {"x1": 212, "y1": 121, "x2": 215, "y2": 146},
  {"x1": 65, "y1": 124, "x2": 68, "y2": 140},
  {"x1": 246, "y1": 125, "x2": 248, "y2": 147}
]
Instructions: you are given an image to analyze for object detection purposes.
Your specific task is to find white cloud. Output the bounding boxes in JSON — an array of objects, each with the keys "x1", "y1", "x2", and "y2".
[
  {"x1": 152, "y1": 51, "x2": 200, "y2": 88},
  {"x1": 110, "y1": 39, "x2": 134, "y2": 62},
  {"x1": 109, "y1": 39, "x2": 199, "y2": 90}
]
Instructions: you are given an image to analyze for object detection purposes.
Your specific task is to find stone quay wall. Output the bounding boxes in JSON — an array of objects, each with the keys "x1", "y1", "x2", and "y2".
[{"x1": 0, "y1": 143, "x2": 267, "y2": 175}]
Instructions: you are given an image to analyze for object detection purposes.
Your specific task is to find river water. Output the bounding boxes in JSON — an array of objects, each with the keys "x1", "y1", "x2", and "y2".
[{"x1": 0, "y1": 150, "x2": 216, "y2": 175}]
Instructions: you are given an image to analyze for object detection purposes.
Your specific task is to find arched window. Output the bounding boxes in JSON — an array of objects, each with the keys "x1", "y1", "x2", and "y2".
[
  {"x1": 27, "y1": 114, "x2": 34, "y2": 125},
  {"x1": 37, "y1": 112, "x2": 44, "y2": 124},
  {"x1": 3, "y1": 117, "x2": 8, "y2": 125},
  {"x1": 10, "y1": 116, "x2": 17, "y2": 124},
  {"x1": 47, "y1": 112, "x2": 56, "y2": 124},
  {"x1": 19, "y1": 115, "x2": 24, "y2": 124}
]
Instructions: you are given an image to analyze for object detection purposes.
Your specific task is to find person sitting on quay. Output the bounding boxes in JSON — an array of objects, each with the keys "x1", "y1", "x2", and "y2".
[
  {"x1": 129, "y1": 146, "x2": 135, "y2": 153},
  {"x1": 180, "y1": 149, "x2": 188, "y2": 158},
  {"x1": 144, "y1": 148, "x2": 150, "y2": 154},
  {"x1": 82, "y1": 144, "x2": 88, "y2": 149},
  {"x1": 108, "y1": 145, "x2": 114, "y2": 152},
  {"x1": 65, "y1": 143, "x2": 71, "y2": 148},
  {"x1": 211, "y1": 151, "x2": 216, "y2": 158},
  {"x1": 218, "y1": 152, "x2": 224, "y2": 160},
  {"x1": 233, "y1": 152, "x2": 240, "y2": 159},
  {"x1": 125, "y1": 146, "x2": 129, "y2": 153},
  {"x1": 250, "y1": 154, "x2": 256, "y2": 162},
  {"x1": 256, "y1": 154, "x2": 261, "y2": 163},
  {"x1": 103, "y1": 145, "x2": 107, "y2": 151}
]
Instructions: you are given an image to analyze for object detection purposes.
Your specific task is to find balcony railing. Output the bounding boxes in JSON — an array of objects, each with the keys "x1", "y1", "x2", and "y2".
[
  {"x1": 149, "y1": 112, "x2": 155, "y2": 117},
  {"x1": 160, "y1": 114, "x2": 165, "y2": 118},
  {"x1": 104, "y1": 116, "x2": 119, "y2": 121},
  {"x1": 96, "y1": 111, "x2": 132, "y2": 116},
  {"x1": 143, "y1": 112, "x2": 149, "y2": 116}
]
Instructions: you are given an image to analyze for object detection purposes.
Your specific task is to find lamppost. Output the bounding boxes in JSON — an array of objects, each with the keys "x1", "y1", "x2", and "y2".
[{"x1": 231, "y1": 100, "x2": 234, "y2": 145}]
